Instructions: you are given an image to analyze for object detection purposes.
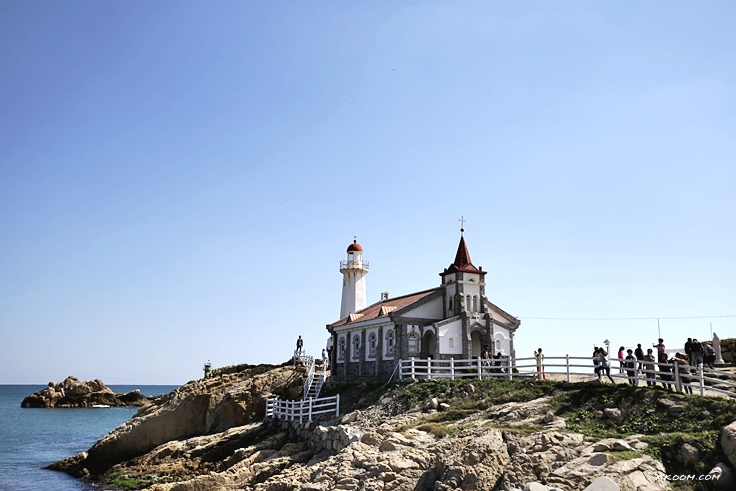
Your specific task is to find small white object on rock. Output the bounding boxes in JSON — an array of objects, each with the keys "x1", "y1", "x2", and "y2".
[
  {"x1": 582, "y1": 476, "x2": 620, "y2": 491},
  {"x1": 523, "y1": 482, "x2": 549, "y2": 491}
]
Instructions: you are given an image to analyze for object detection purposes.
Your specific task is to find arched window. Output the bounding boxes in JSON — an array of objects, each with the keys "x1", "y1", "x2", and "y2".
[
  {"x1": 466, "y1": 294, "x2": 472, "y2": 312},
  {"x1": 495, "y1": 339, "x2": 501, "y2": 352},
  {"x1": 448, "y1": 297, "x2": 454, "y2": 313},
  {"x1": 368, "y1": 332, "x2": 377, "y2": 358},
  {"x1": 473, "y1": 295, "x2": 478, "y2": 312},
  {"x1": 408, "y1": 331, "x2": 420, "y2": 355},
  {"x1": 352, "y1": 335, "x2": 360, "y2": 360},
  {"x1": 449, "y1": 337, "x2": 455, "y2": 349},
  {"x1": 385, "y1": 330, "x2": 395, "y2": 356},
  {"x1": 338, "y1": 337, "x2": 346, "y2": 360}
]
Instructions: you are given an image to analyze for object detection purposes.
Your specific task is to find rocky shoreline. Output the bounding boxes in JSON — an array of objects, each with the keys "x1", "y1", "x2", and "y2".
[
  {"x1": 48, "y1": 364, "x2": 736, "y2": 491},
  {"x1": 21, "y1": 376, "x2": 150, "y2": 408}
]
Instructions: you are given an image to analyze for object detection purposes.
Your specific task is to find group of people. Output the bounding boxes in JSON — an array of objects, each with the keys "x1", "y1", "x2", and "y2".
[
  {"x1": 589, "y1": 336, "x2": 717, "y2": 392},
  {"x1": 482, "y1": 345, "x2": 509, "y2": 374}
]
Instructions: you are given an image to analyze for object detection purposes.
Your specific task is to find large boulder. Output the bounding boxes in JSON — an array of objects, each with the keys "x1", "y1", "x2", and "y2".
[
  {"x1": 721, "y1": 421, "x2": 736, "y2": 469},
  {"x1": 21, "y1": 376, "x2": 149, "y2": 408},
  {"x1": 52, "y1": 364, "x2": 305, "y2": 476}
]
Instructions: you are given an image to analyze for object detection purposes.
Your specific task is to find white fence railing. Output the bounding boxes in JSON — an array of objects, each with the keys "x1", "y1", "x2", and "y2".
[
  {"x1": 398, "y1": 356, "x2": 736, "y2": 398},
  {"x1": 302, "y1": 355, "x2": 316, "y2": 400},
  {"x1": 265, "y1": 394, "x2": 340, "y2": 423},
  {"x1": 294, "y1": 350, "x2": 313, "y2": 366}
]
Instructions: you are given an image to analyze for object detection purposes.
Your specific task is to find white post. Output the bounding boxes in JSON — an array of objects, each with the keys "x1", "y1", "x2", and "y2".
[
  {"x1": 477, "y1": 356, "x2": 482, "y2": 380},
  {"x1": 507, "y1": 357, "x2": 512, "y2": 380},
  {"x1": 634, "y1": 356, "x2": 639, "y2": 386},
  {"x1": 335, "y1": 393, "x2": 340, "y2": 417},
  {"x1": 566, "y1": 355, "x2": 571, "y2": 383},
  {"x1": 450, "y1": 358, "x2": 455, "y2": 380},
  {"x1": 411, "y1": 357, "x2": 416, "y2": 379},
  {"x1": 674, "y1": 361, "x2": 681, "y2": 393},
  {"x1": 308, "y1": 398, "x2": 313, "y2": 422},
  {"x1": 427, "y1": 357, "x2": 432, "y2": 379},
  {"x1": 699, "y1": 364, "x2": 705, "y2": 397}
]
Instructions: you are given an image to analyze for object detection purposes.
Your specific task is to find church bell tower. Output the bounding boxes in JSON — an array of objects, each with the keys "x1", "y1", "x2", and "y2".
[{"x1": 340, "y1": 238, "x2": 369, "y2": 319}]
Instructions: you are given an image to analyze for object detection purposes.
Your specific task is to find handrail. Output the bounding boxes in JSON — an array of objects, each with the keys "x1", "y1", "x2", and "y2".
[
  {"x1": 303, "y1": 356, "x2": 316, "y2": 401},
  {"x1": 385, "y1": 360, "x2": 402, "y2": 386},
  {"x1": 396, "y1": 355, "x2": 735, "y2": 398}
]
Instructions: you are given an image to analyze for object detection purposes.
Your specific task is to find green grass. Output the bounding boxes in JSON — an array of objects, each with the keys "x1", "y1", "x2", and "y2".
[
  {"x1": 105, "y1": 471, "x2": 159, "y2": 490},
  {"x1": 606, "y1": 450, "x2": 644, "y2": 462},
  {"x1": 416, "y1": 423, "x2": 450, "y2": 438}
]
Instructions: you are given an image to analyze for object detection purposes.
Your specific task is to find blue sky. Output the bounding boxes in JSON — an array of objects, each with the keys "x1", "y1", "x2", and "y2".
[{"x1": 1, "y1": 1, "x2": 734, "y2": 384}]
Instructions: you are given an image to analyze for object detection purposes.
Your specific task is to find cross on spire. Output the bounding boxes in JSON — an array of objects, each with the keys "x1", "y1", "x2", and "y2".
[{"x1": 458, "y1": 216, "x2": 466, "y2": 234}]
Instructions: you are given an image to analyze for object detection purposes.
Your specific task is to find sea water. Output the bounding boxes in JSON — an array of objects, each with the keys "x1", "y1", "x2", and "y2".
[{"x1": 0, "y1": 384, "x2": 177, "y2": 491}]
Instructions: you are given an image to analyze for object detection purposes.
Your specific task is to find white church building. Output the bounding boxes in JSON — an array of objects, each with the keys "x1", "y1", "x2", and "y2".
[{"x1": 326, "y1": 231, "x2": 521, "y2": 381}]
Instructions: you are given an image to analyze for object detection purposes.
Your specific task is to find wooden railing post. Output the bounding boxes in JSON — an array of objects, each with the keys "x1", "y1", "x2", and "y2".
[
  {"x1": 411, "y1": 357, "x2": 416, "y2": 379},
  {"x1": 477, "y1": 356, "x2": 482, "y2": 380},
  {"x1": 507, "y1": 357, "x2": 512, "y2": 380},
  {"x1": 674, "y1": 361, "x2": 681, "y2": 393},
  {"x1": 566, "y1": 355, "x2": 571, "y2": 383},
  {"x1": 308, "y1": 398, "x2": 313, "y2": 422},
  {"x1": 427, "y1": 357, "x2": 432, "y2": 379},
  {"x1": 450, "y1": 358, "x2": 455, "y2": 380},
  {"x1": 699, "y1": 364, "x2": 705, "y2": 397},
  {"x1": 336, "y1": 393, "x2": 340, "y2": 417}
]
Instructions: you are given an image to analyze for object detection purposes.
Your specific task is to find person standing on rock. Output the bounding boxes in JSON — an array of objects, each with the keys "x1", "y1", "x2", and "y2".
[
  {"x1": 592, "y1": 346, "x2": 600, "y2": 375},
  {"x1": 596, "y1": 349, "x2": 615, "y2": 384},
  {"x1": 534, "y1": 348, "x2": 545, "y2": 380},
  {"x1": 296, "y1": 335, "x2": 303, "y2": 355},
  {"x1": 643, "y1": 348, "x2": 656, "y2": 386},
  {"x1": 691, "y1": 338, "x2": 703, "y2": 367},
  {"x1": 634, "y1": 343, "x2": 645, "y2": 373},
  {"x1": 673, "y1": 354, "x2": 693, "y2": 394},
  {"x1": 704, "y1": 343, "x2": 716, "y2": 369},
  {"x1": 624, "y1": 349, "x2": 637, "y2": 385},
  {"x1": 654, "y1": 338, "x2": 666, "y2": 363}
]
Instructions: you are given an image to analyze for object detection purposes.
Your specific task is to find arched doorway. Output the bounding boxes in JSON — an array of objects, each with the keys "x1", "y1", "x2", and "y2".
[
  {"x1": 423, "y1": 330, "x2": 436, "y2": 357},
  {"x1": 471, "y1": 330, "x2": 483, "y2": 357}
]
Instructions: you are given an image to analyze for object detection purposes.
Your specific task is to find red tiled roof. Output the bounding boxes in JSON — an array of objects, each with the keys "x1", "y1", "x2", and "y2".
[{"x1": 330, "y1": 288, "x2": 439, "y2": 327}]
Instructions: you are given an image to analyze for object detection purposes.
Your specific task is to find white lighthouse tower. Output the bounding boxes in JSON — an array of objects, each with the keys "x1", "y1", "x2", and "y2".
[{"x1": 340, "y1": 238, "x2": 369, "y2": 319}]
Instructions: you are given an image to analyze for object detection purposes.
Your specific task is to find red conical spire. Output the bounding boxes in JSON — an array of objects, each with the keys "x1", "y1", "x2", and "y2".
[
  {"x1": 452, "y1": 235, "x2": 472, "y2": 268},
  {"x1": 440, "y1": 224, "x2": 486, "y2": 277}
]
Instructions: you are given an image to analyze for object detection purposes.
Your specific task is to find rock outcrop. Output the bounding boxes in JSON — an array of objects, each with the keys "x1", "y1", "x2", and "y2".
[
  {"x1": 51, "y1": 363, "x2": 305, "y2": 476},
  {"x1": 50, "y1": 369, "x2": 736, "y2": 491},
  {"x1": 21, "y1": 376, "x2": 149, "y2": 408}
]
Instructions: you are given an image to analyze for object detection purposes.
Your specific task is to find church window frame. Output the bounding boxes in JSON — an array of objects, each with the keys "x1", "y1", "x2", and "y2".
[
  {"x1": 473, "y1": 295, "x2": 479, "y2": 312},
  {"x1": 466, "y1": 294, "x2": 472, "y2": 312},
  {"x1": 448, "y1": 296, "x2": 454, "y2": 314},
  {"x1": 352, "y1": 334, "x2": 361, "y2": 361},
  {"x1": 385, "y1": 329, "x2": 395, "y2": 357},
  {"x1": 338, "y1": 337, "x2": 346, "y2": 361},
  {"x1": 368, "y1": 332, "x2": 377, "y2": 358},
  {"x1": 449, "y1": 337, "x2": 455, "y2": 349}
]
